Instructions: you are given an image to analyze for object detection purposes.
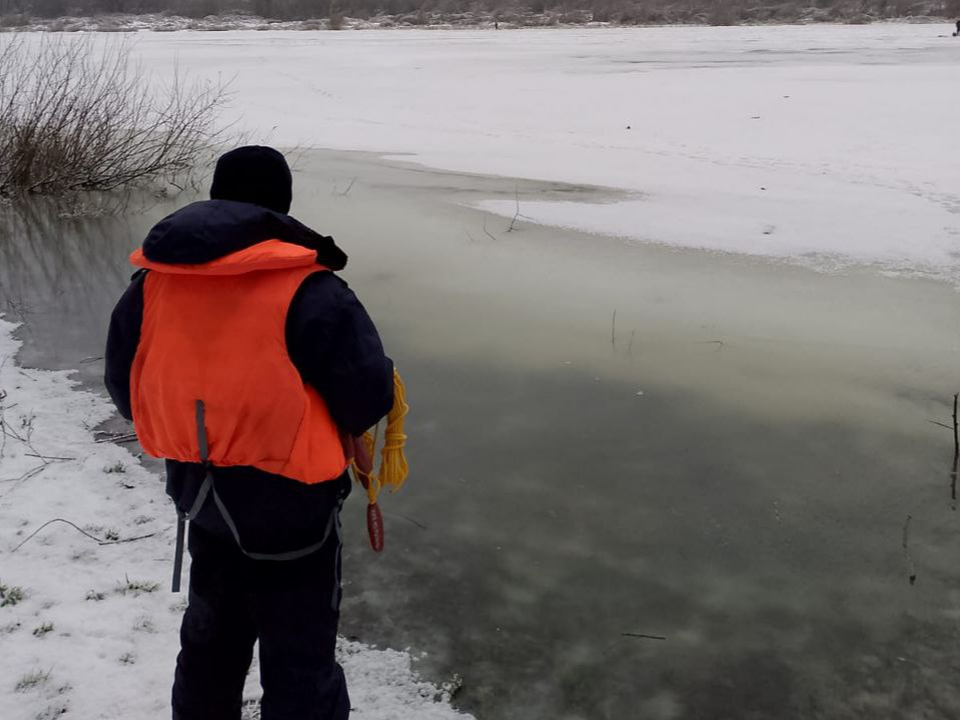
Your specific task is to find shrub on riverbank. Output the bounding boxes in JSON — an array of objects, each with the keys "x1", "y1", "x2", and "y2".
[{"x1": 0, "y1": 36, "x2": 227, "y2": 198}]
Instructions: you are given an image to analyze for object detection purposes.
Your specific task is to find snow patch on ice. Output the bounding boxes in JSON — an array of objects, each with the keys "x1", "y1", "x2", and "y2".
[
  {"x1": 81, "y1": 24, "x2": 958, "y2": 282},
  {"x1": 477, "y1": 187, "x2": 960, "y2": 284}
]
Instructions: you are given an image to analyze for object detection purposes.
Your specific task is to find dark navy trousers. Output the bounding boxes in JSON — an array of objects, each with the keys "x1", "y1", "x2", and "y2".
[{"x1": 171, "y1": 518, "x2": 350, "y2": 720}]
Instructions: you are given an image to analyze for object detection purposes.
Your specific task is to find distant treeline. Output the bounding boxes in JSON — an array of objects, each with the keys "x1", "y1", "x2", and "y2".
[{"x1": 0, "y1": 0, "x2": 957, "y2": 24}]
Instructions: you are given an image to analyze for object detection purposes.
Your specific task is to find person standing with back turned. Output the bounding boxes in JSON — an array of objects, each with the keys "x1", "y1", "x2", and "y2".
[{"x1": 104, "y1": 146, "x2": 395, "y2": 720}]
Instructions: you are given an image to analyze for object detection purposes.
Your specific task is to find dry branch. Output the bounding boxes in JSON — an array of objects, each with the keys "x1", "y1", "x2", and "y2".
[
  {"x1": 622, "y1": 632, "x2": 666, "y2": 640},
  {"x1": 12, "y1": 517, "x2": 157, "y2": 553},
  {"x1": 953, "y1": 393, "x2": 958, "y2": 456},
  {"x1": 0, "y1": 35, "x2": 230, "y2": 198},
  {"x1": 94, "y1": 432, "x2": 138, "y2": 445}
]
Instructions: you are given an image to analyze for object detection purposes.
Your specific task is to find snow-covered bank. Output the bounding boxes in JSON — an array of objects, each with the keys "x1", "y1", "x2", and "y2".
[
  {"x1": 0, "y1": 315, "x2": 469, "y2": 719},
  {"x1": 83, "y1": 24, "x2": 959, "y2": 284}
]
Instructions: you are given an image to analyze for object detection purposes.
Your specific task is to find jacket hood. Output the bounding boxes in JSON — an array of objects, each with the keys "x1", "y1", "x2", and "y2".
[
  {"x1": 140, "y1": 200, "x2": 347, "y2": 271},
  {"x1": 131, "y1": 239, "x2": 322, "y2": 276}
]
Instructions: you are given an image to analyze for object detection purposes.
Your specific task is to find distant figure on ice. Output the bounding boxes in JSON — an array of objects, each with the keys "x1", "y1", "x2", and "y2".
[
  {"x1": 954, "y1": 20, "x2": 960, "y2": 36},
  {"x1": 105, "y1": 146, "x2": 395, "y2": 719}
]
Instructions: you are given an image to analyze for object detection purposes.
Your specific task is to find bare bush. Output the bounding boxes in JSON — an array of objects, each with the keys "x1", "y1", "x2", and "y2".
[{"x1": 0, "y1": 36, "x2": 229, "y2": 198}]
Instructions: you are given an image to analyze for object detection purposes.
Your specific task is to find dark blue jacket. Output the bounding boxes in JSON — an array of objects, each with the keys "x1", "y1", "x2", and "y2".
[{"x1": 104, "y1": 200, "x2": 394, "y2": 552}]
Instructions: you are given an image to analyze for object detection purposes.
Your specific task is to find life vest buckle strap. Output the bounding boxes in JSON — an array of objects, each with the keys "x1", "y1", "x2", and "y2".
[
  {"x1": 186, "y1": 473, "x2": 213, "y2": 521},
  {"x1": 211, "y1": 485, "x2": 338, "y2": 562},
  {"x1": 171, "y1": 398, "x2": 339, "y2": 592},
  {"x1": 195, "y1": 399, "x2": 210, "y2": 464},
  {"x1": 171, "y1": 472, "x2": 213, "y2": 593},
  {"x1": 170, "y1": 399, "x2": 213, "y2": 593}
]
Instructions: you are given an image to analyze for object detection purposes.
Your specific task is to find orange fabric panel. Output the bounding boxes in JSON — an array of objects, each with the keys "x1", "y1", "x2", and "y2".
[{"x1": 130, "y1": 242, "x2": 347, "y2": 485}]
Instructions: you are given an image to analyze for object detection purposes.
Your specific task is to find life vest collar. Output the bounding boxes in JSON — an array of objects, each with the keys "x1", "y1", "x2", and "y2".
[{"x1": 131, "y1": 239, "x2": 320, "y2": 276}]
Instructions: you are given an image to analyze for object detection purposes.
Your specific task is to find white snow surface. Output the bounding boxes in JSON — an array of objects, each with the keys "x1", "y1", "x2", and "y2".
[
  {"x1": 100, "y1": 23, "x2": 960, "y2": 281},
  {"x1": 0, "y1": 316, "x2": 469, "y2": 720}
]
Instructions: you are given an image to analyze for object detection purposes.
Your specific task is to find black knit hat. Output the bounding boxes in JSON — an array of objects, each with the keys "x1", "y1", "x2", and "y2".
[{"x1": 209, "y1": 146, "x2": 293, "y2": 215}]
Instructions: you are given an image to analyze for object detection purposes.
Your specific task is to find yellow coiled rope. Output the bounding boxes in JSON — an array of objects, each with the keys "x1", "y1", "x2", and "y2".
[{"x1": 353, "y1": 368, "x2": 409, "y2": 505}]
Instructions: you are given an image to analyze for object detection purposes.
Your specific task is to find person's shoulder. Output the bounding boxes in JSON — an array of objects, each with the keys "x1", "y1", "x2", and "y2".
[
  {"x1": 304, "y1": 267, "x2": 349, "y2": 291},
  {"x1": 292, "y1": 269, "x2": 352, "y2": 311},
  {"x1": 286, "y1": 269, "x2": 367, "y2": 343}
]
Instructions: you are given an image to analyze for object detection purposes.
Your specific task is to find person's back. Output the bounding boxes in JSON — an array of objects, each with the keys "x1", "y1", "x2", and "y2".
[{"x1": 105, "y1": 146, "x2": 394, "y2": 719}]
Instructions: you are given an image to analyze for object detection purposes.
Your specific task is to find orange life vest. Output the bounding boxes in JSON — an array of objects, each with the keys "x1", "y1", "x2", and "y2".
[{"x1": 129, "y1": 239, "x2": 348, "y2": 484}]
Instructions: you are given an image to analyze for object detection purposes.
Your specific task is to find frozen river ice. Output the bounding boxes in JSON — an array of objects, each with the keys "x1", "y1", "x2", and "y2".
[{"x1": 107, "y1": 23, "x2": 960, "y2": 280}]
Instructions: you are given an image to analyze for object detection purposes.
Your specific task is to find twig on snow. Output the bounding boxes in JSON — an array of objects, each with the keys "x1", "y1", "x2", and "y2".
[
  {"x1": 0, "y1": 464, "x2": 46, "y2": 484},
  {"x1": 0, "y1": 464, "x2": 47, "y2": 501},
  {"x1": 94, "y1": 433, "x2": 138, "y2": 444},
  {"x1": 12, "y1": 518, "x2": 158, "y2": 553}
]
